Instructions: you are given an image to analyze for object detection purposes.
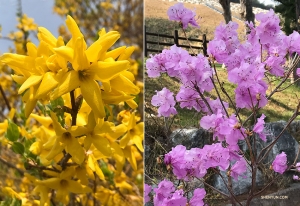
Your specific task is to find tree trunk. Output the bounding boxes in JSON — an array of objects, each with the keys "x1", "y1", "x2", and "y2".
[
  {"x1": 219, "y1": 0, "x2": 232, "y2": 23},
  {"x1": 294, "y1": 0, "x2": 300, "y2": 87},
  {"x1": 240, "y1": 0, "x2": 255, "y2": 34},
  {"x1": 240, "y1": 0, "x2": 255, "y2": 23},
  {"x1": 296, "y1": 0, "x2": 300, "y2": 32}
]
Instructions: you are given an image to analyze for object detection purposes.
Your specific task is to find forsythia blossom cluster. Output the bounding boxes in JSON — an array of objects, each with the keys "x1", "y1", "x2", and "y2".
[{"x1": 0, "y1": 15, "x2": 143, "y2": 205}]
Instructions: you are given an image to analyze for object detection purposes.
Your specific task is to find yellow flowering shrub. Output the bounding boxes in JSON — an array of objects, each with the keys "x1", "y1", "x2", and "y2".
[{"x1": 0, "y1": 13, "x2": 143, "y2": 205}]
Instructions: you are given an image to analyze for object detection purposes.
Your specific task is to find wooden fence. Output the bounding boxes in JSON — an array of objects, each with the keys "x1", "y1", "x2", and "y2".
[{"x1": 144, "y1": 27, "x2": 208, "y2": 57}]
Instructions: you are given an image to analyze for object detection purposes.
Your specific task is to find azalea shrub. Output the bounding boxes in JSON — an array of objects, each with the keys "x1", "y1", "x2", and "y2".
[
  {"x1": 0, "y1": 11, "x2": 143, "y2": 206},
  {"x1": 145, "y1": 3, "x2": 300, "y2": 206}
]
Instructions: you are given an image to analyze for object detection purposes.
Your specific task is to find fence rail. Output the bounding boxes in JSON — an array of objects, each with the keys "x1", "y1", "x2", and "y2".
[{"x1": 144, "y1": 27, "x2": 208, "y2": 57}]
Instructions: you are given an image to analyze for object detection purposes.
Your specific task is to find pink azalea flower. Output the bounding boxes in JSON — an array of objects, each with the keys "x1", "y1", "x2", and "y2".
[
  {"x1": 272, "y1": 152, "x2": 287, "y2": 174},
  {"x1": 189, "y1": 188, "x2": 206, "y2": 206},
  {"x1": 297, "y1": 68, "x2": 300, "y2": 77},
  {"x1": 293, "y1": 175, "x2": 299, "y2": 180},
  {"x1": 144, "y1": 184, "x2": 152, "y2": 203},
  {"x1": 164, "y1": 145, "x2": 187, "y2": 179},
  {"x1": 153, "y1": 180, "x2": 175, "y2": 205},
  {"x1": 253, "y1": 114, "x2": 267, "y2": 141},
  {"x1": 151, "y1": 88, "x2": 177, "y2": 117},
  {"x1": 230, "y1": 159, "x2": 247, "y2": 180},
  {"x1": 296, "y1": 162, "x2": 300, "y2": 171},
  {"x1": 164, "y1": 189, "x2": 187, "y2": 206},
  {"x1": 167, "y1": 3, "x2": 199, "y2": 29}
]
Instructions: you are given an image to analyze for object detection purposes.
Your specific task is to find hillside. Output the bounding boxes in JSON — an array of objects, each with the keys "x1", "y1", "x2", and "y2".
[{"x1": 145, "y1": 0, "x2": 270, "y2": 40}]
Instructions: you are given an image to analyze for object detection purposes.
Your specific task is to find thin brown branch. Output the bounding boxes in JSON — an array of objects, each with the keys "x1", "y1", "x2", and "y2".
[
  {"x1": 257, "y1": 101, "x2": 300, "y2": 164},
  {"x1": 0, "y1": 157, "x2": 24, "y2": 176},
  {"x1": 0, "y1": 85, "x2": 12, "y2": 111},
  {"x1": 267, "y1": 56, "x2": 300, "y2": 99}
]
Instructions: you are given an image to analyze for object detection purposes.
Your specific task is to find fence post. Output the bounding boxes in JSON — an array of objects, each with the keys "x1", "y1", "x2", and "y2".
[
  {"x1": 202, "y1": 34, "x2": 208, "y2": 57},
  {"x1": 174, "y1": 30, "x2": 179, "y2": 46},
  {"x1": 144, "y1": 26, "x2": 147, "y2": 57}
]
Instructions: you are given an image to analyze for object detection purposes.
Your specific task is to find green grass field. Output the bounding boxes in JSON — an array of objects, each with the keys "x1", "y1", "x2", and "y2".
[{"x1": 145, "y1": 63, "x2": 300, "y2": 130}]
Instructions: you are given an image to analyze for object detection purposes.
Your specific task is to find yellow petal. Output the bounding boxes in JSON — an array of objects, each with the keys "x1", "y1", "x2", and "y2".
[
  {"x1": 67, "y1": 180, "x2": 92, "y2": 193},
  {"x1": 94, "y1": 120, "x2": 113, "y2": 134},
  {"x1": 73, "y1": 37, "x2": 89, "y2": 71},
  {"x1": 66, "y1": 15, "x2": 83, "y2": 39},
  {"x1": 60, "y1": 167, "x2": 76, "y2": 179},
  {"x1": 36, "y1": 72, "x2": 59, "y2": 99},
  {"x1": 30, "y1": 114, "x2": 52, "y2": 128},
  {"x1": 96, "y1": 31, "x2": 121, "y2": 61},
  {"x1": 0, "y1": 53, "x2": 34, "y2": 76},
  {"x1": 92, "y1": 135, "x2": 112, "y2": 156},
  {"x1": 11, "y1": 75, "x2": 26, "y2": 85},
  {"x1": 18, "y1": 75, "x2": 42, "y2": 94},
  {"x1": 94, "y1": 160, "x2": 105, "y2": 180},
  {"x1": 76, "y1": 166, "x2": 89, "y2": 185},
  {"x1": 132, "y1": 134, "x2": 144, "y2": 152},
  {"x1": 123, "y1": 146, "x2": 137, "y2": 170},
  {"x1": 111, "y1": 142, "x2": 125, "y2": 165},
  {"x1": 39, "y1": 178, "x2": 61, "y2": 190},
  {"x1": 2, "y1": 187, "x2": 23, "y2": 200},
  {"x1": 37, "y1": 41, "x2": 52, "y2": 58},
  {"x1": 102, "y1": 81, "x2": 111, "y2": 92},
  {"x1": 118, "y1": 46, "x2": 135, "y2": 60},
  {"x1": 106, "y1": 124, "x2": 127, "y2": 141},
  {"x1": 26, "y1": 42, "x2": 37, "y2": 58},
  {"x1": 84, "y1": 134, "x2": 93, "y2": 150},
  {"x1": 32, "y1": 185, "x2": 50, "y2": 206},
  {"x1": 45, "y1": 140, "x2": 64, "y2": 161},
  {"x1": 102, "y1": 92, "x2": 134, "y2": 104},
  {"x1": 29, "y1": 141, "x2": 42, "y2": 155},
  {"x1": 54, "y1": 46, "x2": 74, "y2": 62},
  {"x1": 66, "y1": 138, "x2": 85, "y2": 164},
  {"x1": 50, "y1": 111, "x2": 66, "y2": 136},
  {"x1": 87, "y1": 155, "x2": 95, "y2": 171},
  {"x1": 104, "y1": 46, "x2": 126, "y2": 60},
  {"x1": 121, "y1": 70, "x2": 135, "y2": 82},
  {"x1": 24, "y1": 88, "x2": 38, "y2": 118},
  {"x1": 86, "y1": 112, "x2": 96, "y2": 131},
  {"x1": 80, "y1": 79, "x2": 105, "y2": 118},
  {"x1": 85, "y1": 43, "x2": 102, "y2": 63},
  {"x1": 110, "y1": 74, "x2": 140, "y2": 95},
  {"x1": 38, "y1": 27, "x2": 57, "y2": 48},
  {"x1": 120, "y1": 133, "x2": 130, "y2": 149},
  {"x1": 125, "y1": 99, "x2": 138, "y2": 109},
  {"x1": 69, "y1": 126, "x2": 88, "y2": 137},
  {"x1": 94, "y1": 60, "x2": 129, "y2": 82},
  {"x1": 50, "y1": 70, "x2": 80, "y2": 100}
]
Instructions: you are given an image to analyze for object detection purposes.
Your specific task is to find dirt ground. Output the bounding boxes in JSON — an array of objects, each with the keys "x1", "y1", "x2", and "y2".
[{"x1": 144, "y1": 0, "x2": 246, "y2": 40}]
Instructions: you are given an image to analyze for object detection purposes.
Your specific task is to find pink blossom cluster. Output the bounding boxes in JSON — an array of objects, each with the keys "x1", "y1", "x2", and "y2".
[
  {"x1": 207, "y1": 9, "x2": 300, "y2": 109},
  {"x1": 167, "y1": 3, "x2": 200, "y2": 29},
  {"x1": 146, "y1": 5, "x2": 293, "y2": 204},
  {"x1": 144, "y1": 180, "x2": 206, "y2": 206},
  {"x1": 164, "y1": 144, "x2": 247, "y2": 180},
  {"x1": 271, "y1": 152, "x2": 287, "y2": 174},
  {"x1": 147, "y1": 45, "x2": 215, "y2": 117},
  {"x1": 151, "y1": 88, "x2": 177, "y2": 117}
]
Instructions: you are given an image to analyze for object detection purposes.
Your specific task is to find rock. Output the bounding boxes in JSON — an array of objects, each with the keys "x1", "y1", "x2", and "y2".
[
  {"x1": 240, "y1": 121, "x2": 300, "y2": 166},
  {"x1": 145, "y1": 145, "x2": 151, "y2": 161},
  {"x1": 170, "y1": 128, "x2": 211, "y2": 149},
  {"x1": 164, "y1": 121, "x2": 300, "y2": 198},
  {"x1": 213, "y1": 165, "x2": 264, "y2": 196}
]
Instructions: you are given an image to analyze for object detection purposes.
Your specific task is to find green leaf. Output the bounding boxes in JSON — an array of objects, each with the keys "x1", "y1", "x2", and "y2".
[
  {"x1": 50, "y1": 96, "x2": 64, "y2": 109},
  {"x1": 11, "y1": 142, "x2": 25, "y2": 155},
  {"x1": 50, "y1": 97, "x2": 65, "y2": 126},
  {"x1": 5, "y1": 120, "x2": 19, "y2": 142},
  {"x1": 11, "y1": 198, "x2": 22, "y2": 206}
]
